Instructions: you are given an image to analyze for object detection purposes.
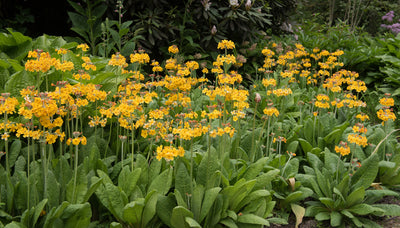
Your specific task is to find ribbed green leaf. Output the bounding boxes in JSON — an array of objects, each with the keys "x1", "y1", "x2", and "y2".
[
  {"x1": 237, "y1": 214, "x2": 269, "y2": 226},
  {"x1": 61, "y1": 202, "x2": 92, "y2": 228},
  {"x1": 351, "y1": 153, "x2": 379, "y2": 190},
  {"x1": 330, "y1": 211, "x2": 342, "y2": 227},
  {"x1": 122, "y1": 199, "x2": 145, "y2": 225},
  {"x1": 171, "y1": 206, "x2": 193, "y2": 228},
  {"x1": 5, "y1": 71, "x2": 35, "y2": 96},
  {"x1": 148, "y1": 167, "x2": 172, "y2": 195},
  {"x1": 142, "y1": 190, "x2": 158, "y2": 227}
]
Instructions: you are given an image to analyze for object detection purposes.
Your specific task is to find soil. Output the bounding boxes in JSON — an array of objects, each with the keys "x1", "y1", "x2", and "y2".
[{"x1": 269, "y1": 196, "x2": 400, "y2": 228}]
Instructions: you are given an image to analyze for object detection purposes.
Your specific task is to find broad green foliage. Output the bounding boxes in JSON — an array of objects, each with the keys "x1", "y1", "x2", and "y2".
[{"x1": 0, "y1": 28, "x2": 399, "y2": 228}]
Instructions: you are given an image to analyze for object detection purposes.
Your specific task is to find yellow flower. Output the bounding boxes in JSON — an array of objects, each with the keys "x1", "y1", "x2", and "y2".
[
  {"x1": 356, "y1": 113, "x2": 369, "y2": 121},
  {"x1": 1, "y1": 133, "x2": 10, "y2": 141},
  {"x1": 130, "y1": 52, "x2": 150, "y2": 64},
  {"x1": 108, "y1": 53, "x2": 127, "y2": 67},
  {"x1": 335, "y1": 142, "x2": 350, "y2": 156},
  {"x1": 217, "y1": 40, "x2": 235, "y2": 50},
  {"x1": 347, "y1": 133, "x2": 368, "y2": 147},
  {"x1": 379, "y1": 97, "x2": 394, "y2": 107},
  {"x1": 263, "y1": 107, "x2": 279, "y2": 117},
  {"x1": 168, "y1": 45, "x2": 179, "y2": 54},
  {"x1": 77, "y1": 43, "x2": 89, "y2": 52},
  {"x1": 377, "y1": 109, "x2": 396, "y2": 125}
]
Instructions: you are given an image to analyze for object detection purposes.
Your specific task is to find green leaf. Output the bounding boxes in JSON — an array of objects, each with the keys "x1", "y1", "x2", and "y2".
[
  {"x1": 330, "y1": 211, "x2": 342, "y2": 227},
  {"x1": 185, "y1": 217, "x2": 201, "y2": 228},
  {"x1": 283, "y1": 191, "x2": 304, "y2": 205},
  {"x1": 66, "y1": 165, "x2": 87, "y2": 204},
  {"x1": 199, "y1": 187, "x2": 221, "y2": 222},
  {"x1": 351, "y1": 153, "x2": 379, "y2": 190},
  {"x1": 237, "y1": 214, "x2": 269, "y2": 226},
  {"x1": 118, "y1": 166, "x2": 141, "y2": 198},
  {"x1": 82, "y1": 176, "x2": 102, "y2": 203},
  {"x1": 175, "y1": 162, "x2": 191, "y2": 197},
  {"x1": 307, "y1": 152, "x2": 323, "y2": 170},
  {"x1": 191, "y1": 185, "x2": 204, "y2": 221},
  {"x1": 242, "y1": 157, "x2": 269, "y2": 180},
  {"x1": 47, "y1": 170, "x2": 60, "y2": 209},
  {"x1": 142, "y1": 190, "x2": 158, "y2": 227},
  {"x1": 196, "y1": 147, "x2": 219, "y2": 188},
  {"x1": 291, "y1": 204, "x2": 305, "y2": 228},
  {"x1": 253, "y1": 169, "x2": 280, "y2": 190},
  {"x1": 43, "y1": 201, "x2": 70, "y2": 228},
  {"x1": 123, "y1": 199, "x2": 145, "y2": 225},
  {"x1": 346, "y1": 186, "x2": 365, "y2": 207},
  {"x1": 373, "y1": 204, "x2": 400, "y2": 216},
  {"x1": 25, "y1": 199, "x2": 47, "y2": 227},
  {"x1": 60, "y1": 203, "x2": 92, "y2": 228},
  {"x1": 220, "y1": 218, "x2": 238, "y2": 228},
  {"x1": 347, "y1": 204, "x2": 384, "y2": 215},
  {"x1": 299, "y1": 138, "x2": 313, "y2": 153},
  {"x1": 315, "y1": 211, "x2": 330, "y2": 221},
  {"x1": 68, "y1": 12, "x2": 89, "y2": 31},
  {"x1": 319, "y1": 197, "x2": 334, "y2": 209},
  {"x1": 148, "y1": 167, "x2": 173, "y2": 195},
  {"x1": 9, "y1": 139, "x2": 21, "y2": 169},
  {"x1": 171, "y1": 206, "x2": 194, "y2": 228},
  {"x1": 156, "y1": 194, "x2": 177, "y2": 227},
  {"x1": 5, "y1": 71, "x2": 35, "y2": 96}
]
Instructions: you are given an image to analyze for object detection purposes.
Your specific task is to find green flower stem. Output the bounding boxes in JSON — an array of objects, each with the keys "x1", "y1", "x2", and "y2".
[
  {"x1": 266, "y1": 117, "x2": 271, "y2": 157},
  {"x1": 250, "y1": 102, "x2": 258, "y2": 162},
  {"x1": 72, "y1": 144, "x2": 79, "y2": 203},
  {"x1": 40, "y1": 139, "x2": 48, "y2": 203},
  {"x1": 4, "y1": 112, "x2": 9, "y2": 174},
  {"x1": 131, "y1": 128, "x2": 135, "y2": 171},
  {"x1": 190, "y1": 139, "x2": 194, "y2": 196}
]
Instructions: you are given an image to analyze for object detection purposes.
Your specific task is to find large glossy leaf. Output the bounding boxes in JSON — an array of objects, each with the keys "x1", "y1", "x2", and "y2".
[{"x1": 5, "y1": 71, "x2": 35, "y2": 96}]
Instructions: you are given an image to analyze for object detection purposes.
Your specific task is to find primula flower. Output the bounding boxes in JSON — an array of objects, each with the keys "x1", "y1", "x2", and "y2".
[
  {"x1": 356, "y1": 113, "x2": 369, "y2": 121},
  {"x1": 130, "y1": 52, "x2": 150, "y2": 64},
  {"x1": 108, "y1": 53, "x2": 127, "y2": 67},
  {"x1": 347, "y1": 133, "x2": 368, "y2": 147},
  {"x1": 156, "y1": 145, "x2": 185, "y2": 161},
  {"x1": 263, "y1": 107, "x2": 279, "y2": 117},
  {"x1": 77, "y1": 43, "x2": 89, "y2": 52},
  {"x1": 377, "y1": 108, "x2": 396, "y2": 125},
  {"x1": 217, "y1": 40, "x2": 235, "y2": 50},
  {"x1": 379, "y1": 97, "x2": 394, "y2": 107},
  {"x1": 168, "y1": 45, "x2": 179, "y2": 54},
  {"x1": 335, "y1": 141, "x2": 350, "y2": 156}
]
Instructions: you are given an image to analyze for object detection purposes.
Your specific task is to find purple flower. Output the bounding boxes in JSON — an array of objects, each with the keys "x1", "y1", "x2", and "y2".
[{"x1": 382, "y1": 11, "x2": 395, "y2": 22}]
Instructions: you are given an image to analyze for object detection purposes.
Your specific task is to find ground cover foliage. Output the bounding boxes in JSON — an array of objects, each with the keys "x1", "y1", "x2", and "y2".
[{"x1": 0, "y1": 27, "x2": 399, "y2": 228}]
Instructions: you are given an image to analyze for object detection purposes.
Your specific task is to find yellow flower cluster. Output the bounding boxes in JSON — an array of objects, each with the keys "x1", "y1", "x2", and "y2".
[
  {"x1": 66, "y1": 136, "x2": 87, "y2": 146},
  {"x1": 347, "y1": 133, "x2": 368, "y2": 147},
  {"x1": 156, "y1": 145, "x2": 185, "y2": 161},
  {"x1": 108, "y1": 53, "x2": 127, "y2": 67},
  {"x1": 130, "y1": 52, "x2": 150, "y2": 64},
  {"x1": 217, "y1": 40, "x2": 235, "y2": 50},
  {"x1": 168, "y1": 45, "x2": 179, "y2": 54},
  {"x1": 77, "y1": 43, "x2": 89, "y2": 52},
  {"x1": 25, "y1": 50, "x2": 57, "y2": 73},
  {"x1": 379, "y1": 97, "x2": 394, "y2": 107},
  {"x1": 262, "y1": 78, "x2": 276, "y2": 88},
  {"x1": 263, "y1": 107, "x2": 279, "y2": 117},
  {"x1": 335, "y1": 141, "x2": 350, "y2": 156},
  {"x1": 377, "y1": 109, "x2": 396, "y2": 125}
]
